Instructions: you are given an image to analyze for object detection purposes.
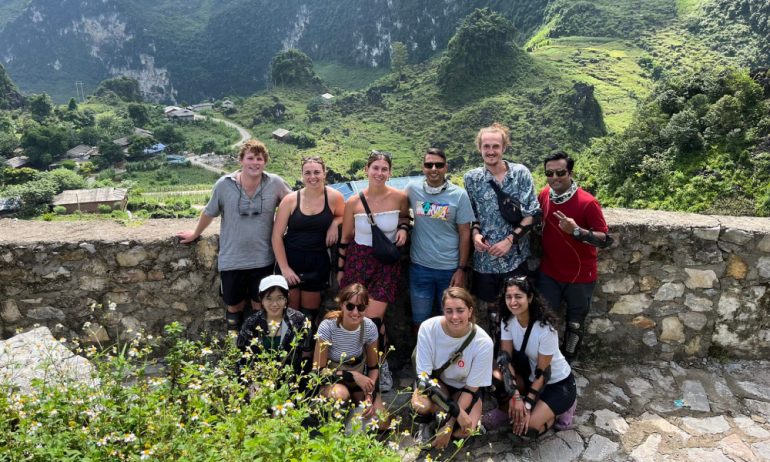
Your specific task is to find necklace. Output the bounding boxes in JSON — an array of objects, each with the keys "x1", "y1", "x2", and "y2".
[{"x1": 423, "y1": 179, "x2": 448, "y2": 195}]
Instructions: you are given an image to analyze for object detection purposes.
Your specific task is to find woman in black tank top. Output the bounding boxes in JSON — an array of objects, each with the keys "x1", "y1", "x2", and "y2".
[{"x1": 272, "y1": 156, "x2": 345, "y2": 326}]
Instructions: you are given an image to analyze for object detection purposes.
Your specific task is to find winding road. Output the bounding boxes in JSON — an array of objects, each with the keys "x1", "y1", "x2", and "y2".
[{"x1": 187, "y1": 113, "x2": 252, "y2": 174}]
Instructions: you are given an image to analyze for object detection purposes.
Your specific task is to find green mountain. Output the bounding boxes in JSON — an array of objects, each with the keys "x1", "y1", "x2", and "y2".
[{"x1": 0, "y1": 63, "x2": 25, "y2": 109}]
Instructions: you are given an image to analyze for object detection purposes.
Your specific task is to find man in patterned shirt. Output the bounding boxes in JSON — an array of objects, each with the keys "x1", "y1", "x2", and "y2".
[{"x1": 463, "y1": 123, "x2": 541, "y2": 334}]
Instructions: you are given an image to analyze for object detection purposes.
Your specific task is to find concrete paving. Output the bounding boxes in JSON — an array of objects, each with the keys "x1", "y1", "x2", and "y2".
[{"x1": 386, "y1": 359, "x2": 770, "y2": 461}]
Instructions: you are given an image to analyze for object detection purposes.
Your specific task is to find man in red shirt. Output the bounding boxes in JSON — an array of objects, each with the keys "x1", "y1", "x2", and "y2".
[{"x1": 537, "y1": 151, "x2": 613, "y2": 362}]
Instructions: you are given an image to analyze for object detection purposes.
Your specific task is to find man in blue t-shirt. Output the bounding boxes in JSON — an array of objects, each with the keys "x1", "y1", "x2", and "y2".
[{"x1": 405, "y1": 148, "x2": 476, "y2": 334}]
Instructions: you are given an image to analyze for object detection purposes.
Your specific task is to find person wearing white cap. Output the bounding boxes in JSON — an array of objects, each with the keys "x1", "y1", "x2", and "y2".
[{"x1": 236, "y1": 275, "x2": 312, "y2": 383}]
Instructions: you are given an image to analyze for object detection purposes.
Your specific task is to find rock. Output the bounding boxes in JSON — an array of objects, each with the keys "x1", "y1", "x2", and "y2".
[
  {"x1": 595, "y1": 384, "x2": 631, "y2": 411},
  {"x1": 685, "y1": 336, "x2": 702, "y2": 355},
  {"x1": 594, "y1": 409, "x2": 629, "y2": 435},
  {"x1": 693, "y1": 226, "x2": 720, "y2": 241},
  {"x1": 717, "y1": 434, "x2": 757, "y2": 462},
  {"x1": 82, "y1": 322, "x2": 110, "y2": 343},
  {"x1": 27, "y1": 306, "x2": 66, "y2": 321},
  {"x1": 758, "y1": 235, "x2": 770, "y2": 253},
  {"x1": 751, "y1": 441, "x2": 770, "y2": 461},
  {"x1": 655, "y1": 283, "x2": 685, "y2": 301},
  {"x1": 684, "y1": 269, "x2": 718, "y2": 289},
  {"x1": 680, "y1": 416, "x2": 730, "y2": 435},
  {"x1": 717, "y1": 293, "x2": 741, "y2": 318},
  {"x1": 642, "y1": 331, "x2": 658, "y2": 347},
  {"x1": 758, "y1": 257, "x2": 770, "y2": 279},
  {"x1": 115, "y1": 246, "x2": 148, "y2": 267},
  {"x1": 115, "y1": 269, "x2": 147, "y2": 284},
  {"x1": 682, "y1": 380, "x2": 710, "y2": 412},
  {"x1": 602, "y1": 277, "x2": 635, "y2": 294},
  {"x1": 736, "y1": 381, "x2": 770, "y2": 400},
  {"x1": 171, "y1": 258, "x2": 193, "y2": 270},
  {"x1": 120, "y1": 316, "x2": 144, "y2": 340},
  {"x1": 684, "y1": 448, "x2": 732, "y2": 462},
  {"x1": 172, "y1": 302, "x2": 188, "y2": 312},
  {"x1": 79, "y1": 275, "x2": 107, "y2": 291},
  {"x1": 582, "y1": 434, "x2": 618, "y2": 461},
  {"x1": 745, "y1": 399, "x2": 770, "y2": 421},
  {"x1": 726, "y1": 255, "x2": 748, "y2": 280},
  {"x1": 196, "y1": 238, "x2": 218, "y2": 269},
  {"x1": 639, "y1": 276, "x2": 657, "y2": 292},
  {"x1": 1, "y1": 300, "x2": 22, "y2": 323},
  {"x1": 43, "y1": 266, "x2": 71, "y2": 279},
  {"x1": 660, "y1": 317, "x2": 685, "y2": 343},
  {"x1": 532, "y1": 431, "x2": 582, "y2": 462},
  {"x1": 684, "y1": 294, "x2": 713, "y2": 312},
  {"x1": 678, "y1": 312, "x2": 708, "y2": 331},
  {"x1": 632, "y1": 316, "x2": 656, "y2": 329},
  {"x1": 733, "y1": 415, "x2": 770, "y2": 438},
  {"x1": 629, "y1": 433, "x2": 661, "y2": 462},
  {"x1": 626, "y1": 377, "x2": 653, "y2": 397},
  {"x1": 78, "y1": 242, "x2": 96, "y2": 253},
  {"x1": 721, "y1": 229, "x2": 753, "y2": 245},
  {"x1": 610, "y1": 294, "x2": 652, "y2": 315},
  {"x1": 588, "y1": 317, "x2": 614, "y2": 334},
  {"x1": 0, "y1": 326, "x2": 96, "y2": 394},
  {"x1": 639, "y1": 412, "x2": 690, "y2": 440},
  {"x1": 147, "y1": 270, "x2": 165, "y2": 281}
]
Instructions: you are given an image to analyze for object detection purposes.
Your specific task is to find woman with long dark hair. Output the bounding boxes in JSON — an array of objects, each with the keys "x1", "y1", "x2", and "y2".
[{"x1": 482, "y1": 276, "x2": 577, "y2": 436}]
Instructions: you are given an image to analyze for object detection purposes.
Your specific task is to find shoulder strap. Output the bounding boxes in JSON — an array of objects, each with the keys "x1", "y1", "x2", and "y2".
[
  {"x1": 517, "y1": 320, "x2": 535, "y2": 355},
  {"x1": 433, "y1": 324, "x2": 477, "y2": 379},
  {"x1": 358, "y1": 192, "x2": 376, "y2": 226},
  {"x1": 488, "y1": 179, "x2": 503, "y2": 196}
]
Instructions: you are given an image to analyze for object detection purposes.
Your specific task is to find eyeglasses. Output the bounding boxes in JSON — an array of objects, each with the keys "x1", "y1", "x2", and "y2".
[
  {"x1": 344, "y1": 302, "x2": 366, "y2": 312},
  {"x1": 263, "y1": 296, "x2": 287, "y2": 306},
  {"x1": 237, "y1": 181, "x2": 263, "y2": 216},
  {"x1": 544, "y1": 169, "x2": 569, "y2": 178},
  {"x1": 423, "y1": 162, "x2": 446, "y2": 169}
]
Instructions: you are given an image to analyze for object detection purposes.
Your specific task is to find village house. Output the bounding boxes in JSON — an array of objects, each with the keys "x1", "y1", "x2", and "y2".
[
  {"x1": 51, "y1": 187, "x2": 128, "y2": 214},
  {"x1": 5, "y1": 156, "x2": 29, "y2": 169},
  {"x1": 272, "y1": 128, "x2": 290, "y2": 141}
]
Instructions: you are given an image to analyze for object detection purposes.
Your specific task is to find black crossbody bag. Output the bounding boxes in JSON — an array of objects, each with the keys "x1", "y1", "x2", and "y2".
[
  {"x1": 359, "y1": 192, "x2": 401, "y2": 264},
  {"x1": 488, "y1": 180, "x2": 523, "y2": 227}
]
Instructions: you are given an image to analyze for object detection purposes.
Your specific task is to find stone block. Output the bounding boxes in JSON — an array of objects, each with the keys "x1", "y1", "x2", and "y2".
[
  {"x1": 681, "y1": 416, "x2": 730, "y2": 435},
  {"x1": 631, "y1": 316, "x2": 656, "y2": 329},
  {"x1": 758, "y1": 235, "x2": 770, "y2": 253},
  {"x1": 78, "y1": 242, "x2": 96, "y2": 253},
  {"x1": 693, "y1": 226, "x2": 720, "y2": 241},
  {"x1": 678, "y1": 312, "x2": 708, "y2": 331},
  {"x1": 639, "y1": 276, "x2": 657, "y2": 292},
  {"x1": 684, "y1": 293, "x2": 713, "y2": 312},
  {"x1": 685, "y1": 335, "x2": 702, "y2": 355},
  {"x1": 682, "y1": 380, "x2": 710, "y2": 412},
  {"x1": 43, "y1": 266, "x2": 71, "y2": 279},
  {"x1": 684, "y1": 268, "x2": 717, "y2": 289},
  {"x1": 1, "y1": 300, "x2": 21, "y2": 323},
  {"x1": 147, "y1": 270, "x2": 165, "y2": 281},
  {"x1": 629, "y1": 433, "x2": 661, "y2": 461},
  {"x1": 115, "y1": 269, "x2": 147, "y2": 284},
  {"x1": 610, "y1": 294, "x2": 652, "y2": 315},
  {"x1": 582, "y1": 434, "x2": 618, "y2": 462},
  {"x1": 721, "y1": 228, "x2": 753, "y2": 245},
  {"x1": 116, "y1": 247, "x2": 148, "y2": 267},
  {"x1": 588, "y1": 318, "x2": 614, "y2": 334},
  {"x1": 642, "y1": 331, "x2": 658, "y2": 347},
  {"x1": 758, "y1": 256, "x2": 770, "y2": 279},
  {"x1": 659, "y1": 316, "x2": 685, "y2": 343},
  {"x1": 82, "y1": 322, "x2": 110, "y2": 343},
  {"x1": 654, "y1": 282, "x2": 684, "y2": 301},
  {"x1": 27, "y1": 306, "x2": 66, "y2": 321},
  {"x1": 725, "y1": 254, "x2": 748, "y2": 280},
  {"x1": 79, "y1": 275, "x2": 107, "y2": 291},
  {"x1": 717, "y1": 293, "x2": 740, "y2": 318},
  {"x1": 196, "y1": 238, "x2": 218, "y2": 270},
  {"x1": 594, "y1": 409, "x2": 629, "y2": 435},
  {"x1": 602, "y1": 277, "x2": 635, "y2": 294}
]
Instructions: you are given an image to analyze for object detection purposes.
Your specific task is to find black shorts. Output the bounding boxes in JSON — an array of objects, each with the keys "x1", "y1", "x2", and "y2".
[
  {"x1": 536, "y1": 373, "x2": 576, "y2": 415},
  {"x1": 471, "y1": 262, "x2": 528, "y2": 303},
  {"x1": 220, "y1": 265, "x2": 274, "y2": 306},
  {"x1": 282, "y1": 247, "x2": 330, "y2": 292}
]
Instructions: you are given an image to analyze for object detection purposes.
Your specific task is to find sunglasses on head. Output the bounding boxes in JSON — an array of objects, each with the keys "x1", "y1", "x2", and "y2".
[
  {"x1": 544, "y1": 169, "x2": 569, "y2": 178},
  {"x1": 505, "y1": 275, "x2": 530, "y2": 290},
  {"x1": 344, "y1": 302, "x2": 366, "y2": 312},
  {"x1": 423, "y1": 162, "x2": 446, "y2": 169},
  {"x1": 369, "y1": 150, "x2": 392, "y2": 160}
]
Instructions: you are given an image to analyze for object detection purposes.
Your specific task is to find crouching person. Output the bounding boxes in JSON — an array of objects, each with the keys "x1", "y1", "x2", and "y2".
[
  {"x1": 236, "y1": 275, "x2": 313, "y2": 392},
  {"x1": 411, "y1": 287, "x2": 493, "y2": 449},
  {"x1": 483, "y1": 277, "x2": 577, "y2": 437},
  {"x1": 314, "y1": 283, "x2": 389, "y2": 431}
]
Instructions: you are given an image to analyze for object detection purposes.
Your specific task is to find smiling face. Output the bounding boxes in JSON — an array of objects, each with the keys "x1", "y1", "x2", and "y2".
[
  {"x1": 261, "y1": 287, "x2": 287, "y2": 322},
  {"x1": 365, "y1": 158, "x2": 391, "y2": 184},
  {"x1": 422, "y1": 153, "x2": 447, "y2": 187},
  {"x1": 240, "y1": 149, "x2": 266, "y2": 179},
  {"x1": 302, "y1": 160, "x2": 325, "y2": 188},
  {"x1": 442, "y1": 296, "x2": 473, "y2": 337},
  {"x1": 341, "y1": 293, "x2": 367, "y2": 328},
  {"x1": 504, "y1": 284, "x2": 532, "y2": 320},
  {"x1": 545, "y1": 158, "x2": 572, "y2": 195},
  {"x1": 478, "y1": 132, "x2": 506, "y2": 168}
]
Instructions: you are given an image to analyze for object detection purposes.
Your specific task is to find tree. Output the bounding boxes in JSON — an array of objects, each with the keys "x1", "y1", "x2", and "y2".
[
  {"x1": 20, "y1": 125, "x2": 69, "y2": 168},
  {"x1": 154, "y1": 124, "x2": 184, "y2": 145},
  {"x1": 127, "y1": 103, "x2": 150, "y2": 127},
  {"x1": 28, "y1": 93, "x2": 53, "y2": 120},
  {"x1": 127, "y1": 136, "x2": 155, "y2": 158},
  {"x1": 390, "y1": 42, "x2": 408, "y2": 76},
  {"x1": 97, "y1": 140, "x2": 125, "y2": 167},
  {"x1": 67, "y1": 98, "x2": 78, "y2": 111},
  {"x1": 270, "y1": 49, "x2": 324, "y2": 89},
  {"x1": 95, "y1": 76, "x2": 142, "y2": 102}
]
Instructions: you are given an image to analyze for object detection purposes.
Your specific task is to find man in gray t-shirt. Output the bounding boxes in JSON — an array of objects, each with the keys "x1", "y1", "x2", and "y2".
[
  {"x1": 405, "y1": 148, "x2": 475, "y2": 332},
  {"x1": 177, "y1": 139, "x2": 290, "y2": 332}
]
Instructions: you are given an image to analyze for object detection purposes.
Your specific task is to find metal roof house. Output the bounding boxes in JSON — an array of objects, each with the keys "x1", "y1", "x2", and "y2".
[
  {"x1": 5, "y1": 156, "x2": 29, "y2": 169},
  {"x1": 52, "y1": 188, "x2": 128, "y2": 213}
]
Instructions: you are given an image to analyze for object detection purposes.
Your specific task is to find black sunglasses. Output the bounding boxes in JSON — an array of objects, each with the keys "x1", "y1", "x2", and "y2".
[
  {"x1": 544, "y1": 169, "x2": 569, "y2": 178},
  {"x1": 237, "y1": 181, "x2": 263, "y2": 216},
  {"x1": 344, "y1": 302, "x2": 366, "y2": 312},
  {"x1": 423, "y1": 162, "x2": 446, "y2": 169}
]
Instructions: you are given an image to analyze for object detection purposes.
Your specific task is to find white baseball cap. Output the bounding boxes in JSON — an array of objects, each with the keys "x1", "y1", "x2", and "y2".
[{"x1": 259, "y1": 275, "x2": 289, "y2": 293}]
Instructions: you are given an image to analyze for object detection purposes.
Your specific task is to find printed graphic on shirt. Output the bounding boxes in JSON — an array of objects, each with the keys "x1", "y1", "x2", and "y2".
[{"x1": 416, "y1": 200, "x2": 449, "y2": 220}]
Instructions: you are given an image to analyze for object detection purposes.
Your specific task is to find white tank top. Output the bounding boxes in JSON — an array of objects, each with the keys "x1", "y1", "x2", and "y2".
[{"x1": 353, "y1": 210, "x2": 399, "y2": 246}]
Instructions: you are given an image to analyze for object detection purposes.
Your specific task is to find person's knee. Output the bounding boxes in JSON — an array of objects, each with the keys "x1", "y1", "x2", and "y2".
[
  {"x1": 330, "y1": 384, "x2": 351, "y2": 401},
  {"x1": 411, "y1": 393, "x2": 433, "y2": 415}
]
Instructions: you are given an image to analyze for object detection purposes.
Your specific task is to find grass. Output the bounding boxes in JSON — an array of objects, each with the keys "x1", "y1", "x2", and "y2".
[
  {"x1": 122, "y1": 165, "x2": 222, "y2": 190},
  {"x1": 314, "y1": 61, "x2": 389, "y2": 90}
]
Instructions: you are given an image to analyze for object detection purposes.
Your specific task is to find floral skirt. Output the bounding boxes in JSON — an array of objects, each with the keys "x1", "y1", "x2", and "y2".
[{"x1": 340, "y1": 241, "x2": 401, "y2": 303}]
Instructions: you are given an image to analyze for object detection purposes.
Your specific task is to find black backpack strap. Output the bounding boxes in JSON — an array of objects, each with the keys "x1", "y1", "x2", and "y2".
[
  {"x1": 518, "y1": 320, "x2": 535, "y2": 355},
  {"x1": 358, "y1": 192, "x2": 375, "y2": 225},
  {"x1": 432, "y1": 325, "x2": 477, "y2": 379}
]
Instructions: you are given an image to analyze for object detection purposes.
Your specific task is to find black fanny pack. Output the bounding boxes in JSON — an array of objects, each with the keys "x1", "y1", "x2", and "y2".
[{"x1": 488, "y1": 180, "x2": 523, "y2": 226}]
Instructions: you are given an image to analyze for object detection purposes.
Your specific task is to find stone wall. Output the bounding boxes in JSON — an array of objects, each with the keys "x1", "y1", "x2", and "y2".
[{"x1": 1, "y1": 209, "x2": 768, "y2": 361}]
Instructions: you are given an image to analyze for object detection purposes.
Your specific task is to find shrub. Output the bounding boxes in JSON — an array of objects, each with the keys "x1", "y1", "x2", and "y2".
[
  {"x1": 53, "y1": 205, "x2": 67, "y2": 215},
  {"x1": 97, "y1": 204, "x2": 113, "y2": 214}
]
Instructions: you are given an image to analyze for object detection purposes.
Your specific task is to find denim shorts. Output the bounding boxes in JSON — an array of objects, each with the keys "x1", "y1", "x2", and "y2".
[{"x1": 409, "y1": 263, "x2": 455, "y2": 324}]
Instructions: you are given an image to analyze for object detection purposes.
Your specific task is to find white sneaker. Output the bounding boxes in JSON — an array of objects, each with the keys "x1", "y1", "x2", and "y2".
[{"x1": 379, "y1": 360, "x2": 393, "y2": 393}]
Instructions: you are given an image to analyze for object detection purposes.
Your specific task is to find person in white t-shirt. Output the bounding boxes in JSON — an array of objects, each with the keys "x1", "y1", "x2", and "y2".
[
  {"x1": 482, "y1": 276, "x2": 577, "y2": 436},
  {"x1": 411, "y1": 287, "x2": 493, "y2": 449}
]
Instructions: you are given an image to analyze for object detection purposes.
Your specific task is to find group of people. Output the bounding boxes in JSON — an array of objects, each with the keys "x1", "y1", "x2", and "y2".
[{"x1": 176, "y1": 122, "x2": 614, "y2": 447}]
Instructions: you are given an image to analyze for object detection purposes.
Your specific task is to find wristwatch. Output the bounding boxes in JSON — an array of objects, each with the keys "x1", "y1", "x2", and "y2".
[
  {"x1": 524, "y1": 402, "x2": 532, "y2": 411},
  {"x1": 572, "y1": 227, "x2": 582, "y2": 238}
]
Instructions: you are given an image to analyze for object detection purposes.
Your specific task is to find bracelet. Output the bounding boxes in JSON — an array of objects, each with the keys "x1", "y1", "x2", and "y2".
[
  {"x1": 397, "y1": 223, "x2": 412, "y2": 232},
  {"x1": 506, "y1": 235, "x2": 514, "y2": 244},
  {"x1": 338, "y1": 242, "x2": 349, "y2": 249}
]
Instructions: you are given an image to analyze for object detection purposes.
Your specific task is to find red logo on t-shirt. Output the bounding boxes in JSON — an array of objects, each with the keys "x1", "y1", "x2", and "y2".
[{"x1": 457, "y1": 359, "x2": 465, "y2": 368}]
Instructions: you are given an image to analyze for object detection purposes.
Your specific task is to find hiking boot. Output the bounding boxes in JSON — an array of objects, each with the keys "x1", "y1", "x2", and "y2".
[
  {"x1": 379, "y1": 360, "x2": 393, "y2": 393},
  {"x1": 481, "y1": 408, "x2": 510, "y2": 431},
  {"x1": 553, "y1": 399, "x2": 577, "y2": 431}
]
